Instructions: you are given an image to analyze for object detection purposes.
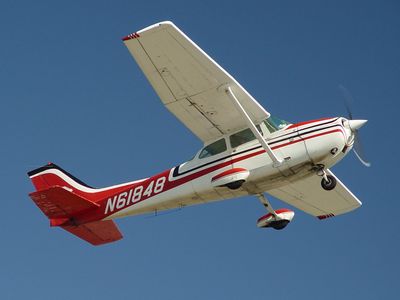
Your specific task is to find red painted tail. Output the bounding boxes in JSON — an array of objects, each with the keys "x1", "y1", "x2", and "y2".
[
  {"x1": 28, "y1": 163, "x2": 98, "y2": 198},
  {"x1": 28, "y1": 163, "x2": 123, "y2": 246}
]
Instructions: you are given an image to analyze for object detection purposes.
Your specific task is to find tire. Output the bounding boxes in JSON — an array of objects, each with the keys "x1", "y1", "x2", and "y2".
[
  {"x1": 270, "y1": 220, "x2": 290, "y2": 230},
  {"x1": 321, "y1": 175, "x2": 337, "y2": 191},
  {"x1": 225, "y1": 180, "x2": 245, "y2": 190}
]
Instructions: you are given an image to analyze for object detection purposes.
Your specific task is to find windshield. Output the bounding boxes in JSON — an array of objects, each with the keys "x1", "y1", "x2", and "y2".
[{"x1": 264, "y1": 115, "x2": 290, "y2": 133}]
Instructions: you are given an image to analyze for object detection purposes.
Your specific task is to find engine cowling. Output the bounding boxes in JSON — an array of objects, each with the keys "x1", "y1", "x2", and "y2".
[{"x1": 257, "y1": 209, "x2": 295, "y2": 230}]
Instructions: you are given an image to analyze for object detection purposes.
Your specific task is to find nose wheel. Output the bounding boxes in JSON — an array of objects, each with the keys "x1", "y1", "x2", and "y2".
[
  {"x1": 321, "y1": 174, "x2": 337, "y2": 190},
  {"x1": 314, "y1": 165, "x2": 337, "y2": 191}
]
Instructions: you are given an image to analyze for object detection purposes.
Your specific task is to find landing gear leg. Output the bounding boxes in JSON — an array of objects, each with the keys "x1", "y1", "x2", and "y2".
[
  {"x1": 257, "y1": 193, "x2": 280, "y2": 219},
  {"x1": 315, "y1": 165, "x2": 337, "y2": 191}
]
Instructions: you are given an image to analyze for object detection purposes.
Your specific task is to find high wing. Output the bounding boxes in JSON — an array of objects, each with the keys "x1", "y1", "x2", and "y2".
[
  {"x1": 267, "y1": 170, "x2": 362, "y2": 219},
  {"x1": 123, "y1": 21, "x2": 270, "y2": 143}
]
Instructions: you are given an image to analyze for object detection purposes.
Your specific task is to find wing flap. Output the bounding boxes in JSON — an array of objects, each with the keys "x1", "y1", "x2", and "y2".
[
  {"x1": 29, "y1": 186, "x2": 99, "y2": 219},
  {"x1": 62, "y1": 220, "x2": 123, "y2": 246},
  {"x1": 123, "y1": 21, "x2": 270, "y2": 142},
  {"x1": 267, "y1": 170, "x2": 362, "y2": 218}
]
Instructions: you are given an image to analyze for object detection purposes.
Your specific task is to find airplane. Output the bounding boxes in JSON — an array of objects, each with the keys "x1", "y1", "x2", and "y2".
[{"x1": 27, "y1": 21, "x2": 369, "y2": 246}]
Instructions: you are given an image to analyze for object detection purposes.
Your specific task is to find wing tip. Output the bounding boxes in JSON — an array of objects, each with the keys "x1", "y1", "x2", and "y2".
[
  {"x1": 317, "y1": 213, "x2": 335, "y2": 220},
  {"x1": 122, "y1": 21, "x2": 176, "y2": 41},
  {"x1": 122, "y1": 32, "x2": 140, "y2": 41}
]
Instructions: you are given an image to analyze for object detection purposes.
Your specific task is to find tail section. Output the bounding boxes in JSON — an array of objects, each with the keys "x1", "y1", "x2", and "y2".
[
  {"x1": 28, "y1": 162, "x2": 135, "y2": 202},
  {"x1": 29, "y1": 186, "x2": 99, "y2": 221},
  {"x1": 28, "y1": 163, "x2": 123, "y2": 246}
]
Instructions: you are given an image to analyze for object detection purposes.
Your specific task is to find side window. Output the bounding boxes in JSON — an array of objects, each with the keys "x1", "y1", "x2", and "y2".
[
  {"x1": 199, "y1": 138, "x2": 227, "y2": 159},
  {"x1": 229, "y1": 126, "x2": 262, "y2": 148}
]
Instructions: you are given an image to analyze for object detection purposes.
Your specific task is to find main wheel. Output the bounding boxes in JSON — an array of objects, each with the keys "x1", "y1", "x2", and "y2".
[
  {"x1": 321, "y1": 175, "x2": 337, "y2": 190},
  {"x1": 225, "y1": 180, "x2": 245, "y2": 190},
  {"x1": 270, "y1": 220, "x2": 290, "y2": 230}
]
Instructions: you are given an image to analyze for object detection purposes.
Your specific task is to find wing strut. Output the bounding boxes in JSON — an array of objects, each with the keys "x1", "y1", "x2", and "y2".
[
  {"x1": 225, "y1": 87, "x2": 283, "y2": 167},
  {"x1": 257, "y1": 193, "x2": 280, "y2": 219}
]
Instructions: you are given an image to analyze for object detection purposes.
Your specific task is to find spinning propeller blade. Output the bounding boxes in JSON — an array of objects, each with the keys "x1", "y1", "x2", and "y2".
[
  {"x1": 353, "y1": 132, "x2": 371, "y2": 167},
  {"x1": 339, "y1": 85, "x2": 371, "y2": 167}
]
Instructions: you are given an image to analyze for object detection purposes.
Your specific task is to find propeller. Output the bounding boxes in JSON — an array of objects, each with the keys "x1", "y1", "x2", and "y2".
[{"x1": 339, "y1": 85, "x2": 371, "y2": 167}]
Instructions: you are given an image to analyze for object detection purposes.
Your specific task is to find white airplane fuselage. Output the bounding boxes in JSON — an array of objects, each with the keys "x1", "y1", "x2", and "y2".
[{"x1": 103, "y1": 117, "x2": 353, "y2": 221}]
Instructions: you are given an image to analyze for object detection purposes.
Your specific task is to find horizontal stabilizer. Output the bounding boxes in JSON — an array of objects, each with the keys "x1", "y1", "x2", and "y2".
[
  {"x1": 29, "y1": 186, "x2": 99, "y2": 219},
  {"x1": 62, "y1": 220, "x2": 123, "y2": 246}
]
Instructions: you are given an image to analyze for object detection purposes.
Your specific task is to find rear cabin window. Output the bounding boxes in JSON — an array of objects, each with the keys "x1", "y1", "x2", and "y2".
[
  {"x1": 229, "y1": 125, "x2": 262, "y2": 148},
  {"x1": 199, "y1": 138, "x2": 227, "y2": 159}
]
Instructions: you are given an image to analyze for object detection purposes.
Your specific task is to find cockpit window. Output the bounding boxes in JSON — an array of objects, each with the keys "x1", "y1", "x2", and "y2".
[
  {"x1": 229, "y1": 126, "x2": 261, "y2": 148},
  {"x1": 199, "y1": 138, "x2": 227, "y2": 159},
  {"x1": 264, "y1": 115, "x2": 289, "y2": 133}
]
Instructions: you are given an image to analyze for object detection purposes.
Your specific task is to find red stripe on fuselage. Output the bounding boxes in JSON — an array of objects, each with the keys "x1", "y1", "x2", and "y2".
[
  {"x1": 272, "y1": 128, "x2": 344, "y2": 150},
  {"x1": 79, "y1": 126, "x2": 345, "y2": 222},
  {"x1": 286, "y1": 118, "x2": 333, "y2": 130}
]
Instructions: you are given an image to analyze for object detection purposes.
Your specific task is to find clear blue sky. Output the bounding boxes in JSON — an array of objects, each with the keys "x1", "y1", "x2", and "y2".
[{"x1": 1, "y1": 0, "x2": 398, "y2": 299}]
